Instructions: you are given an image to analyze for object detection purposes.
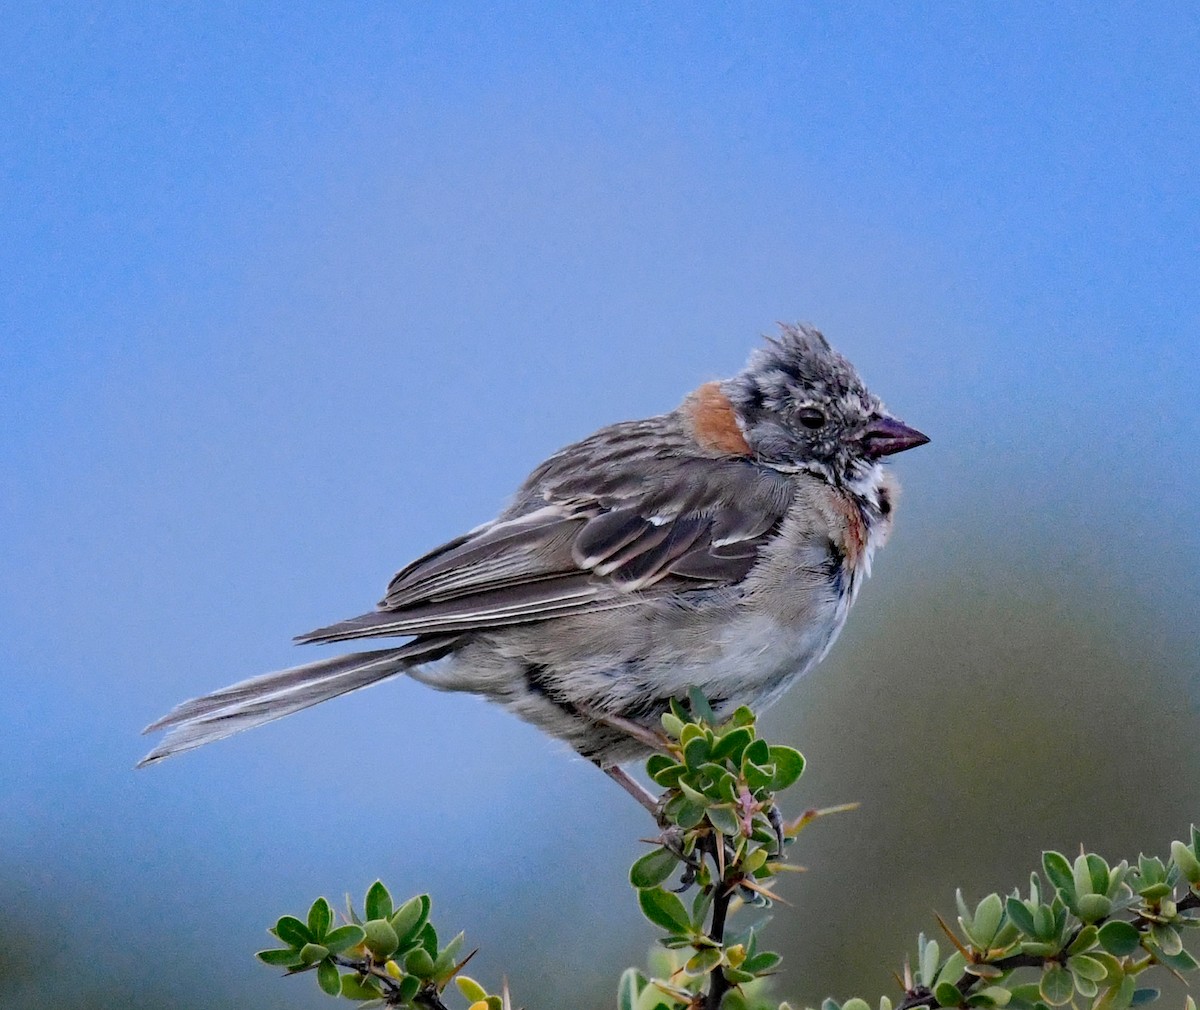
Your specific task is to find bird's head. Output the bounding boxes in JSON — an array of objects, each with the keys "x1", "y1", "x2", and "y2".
[{"x1": 723, "y1": 324, "x2": 928, "y2": 490}]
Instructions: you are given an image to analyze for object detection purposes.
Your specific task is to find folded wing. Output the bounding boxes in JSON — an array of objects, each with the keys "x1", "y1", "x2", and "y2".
[{"x1": 297, "y1": 449, "x2": 794, "y2": 645}]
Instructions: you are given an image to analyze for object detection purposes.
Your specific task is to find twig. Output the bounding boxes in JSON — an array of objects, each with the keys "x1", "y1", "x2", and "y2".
[{"x1": 704, "y1": 879, "x2": 735, "y2": 1010}]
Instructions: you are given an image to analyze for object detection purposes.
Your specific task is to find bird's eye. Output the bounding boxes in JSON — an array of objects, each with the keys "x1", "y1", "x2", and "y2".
[{"x1": 797, "y1": 407, "x2": 826, "y2": 430}]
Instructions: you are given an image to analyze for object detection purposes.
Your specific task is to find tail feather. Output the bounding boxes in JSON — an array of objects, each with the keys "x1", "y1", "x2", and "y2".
[{"x1": 137, "y1": 637, "x2": 458, "y2": 767}]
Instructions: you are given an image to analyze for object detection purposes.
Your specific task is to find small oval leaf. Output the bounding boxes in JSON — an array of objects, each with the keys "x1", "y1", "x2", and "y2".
[
  {"x1": 637, "y1": 887, "x2": 692, "y2": 934},
  {"x1": 630, "y1": 847, "x2": 680, "y2": 889}
]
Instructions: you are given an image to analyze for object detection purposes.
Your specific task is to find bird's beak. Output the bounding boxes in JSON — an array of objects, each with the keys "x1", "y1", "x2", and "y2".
[{"x1": 859, "y1": 416, "x2": 930, "y2": 458}]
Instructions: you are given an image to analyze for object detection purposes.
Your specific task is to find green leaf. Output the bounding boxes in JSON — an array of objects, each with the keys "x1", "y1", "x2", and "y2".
[
  {"x1": 728, "y1": 706, "x2": 755, "y2": 727},
  {"x1": 1150, "y1": 923, "x2": 1183, "y2": 956},
  {"x1": 341, "y1": 974, "x2": 383, "y2": 1000},
  {"x1": 432, "y1": 930, "x2": 466, "y2": 981},
  {"x1": 1068, "y1": 954, "x2": 1108, "y2": 981},
  {"x1": 418, "y1": 921, "x2": 438, "y2": 958},
  {"x1": 1154, "y1": 947, "x2": 1199, "y2": 973},
  {"x1": 646, "y1": 754, "x2": 683, "y2": 787},
  {"x1": 389, "y1": 895, "x2": 429, "y2": 945},
  {"x1": 1005, "y1": 898, "x2": 1036, "y2": 937},
  {"x1": 397, "y1": 974, "x2": 421, "y2": 1002},
  {"x1": 364, "y1": 880, "x2": 392, "y2": 921},
  {"x1": 307, "y1": 897, "x2": 332, "y2": 939},
  {"x1": 1098, "y1": 920, "x2": 1141, "y2": 956},
  {"x1": 685, "y1": 946, "x2": 723, "y2": 975},
  {"x1": 1086, "y1": 854, "x2": 1111, "y2": 894},
  {"x1": 257, "y1": 948, "x2": 303, "y2": 967},
  {"x1": 743, "y1": 761, "x2": 773, "y2": 792},
  {"x1": 1129, "y1": 989, "x2": 1159, "y2": 1007},
  {"x1": 630, "y1": 847, "x2": 680, "y2": 889},
  {"x1": 323, "y1": 924, "x2": 365, "y2": 955},
  {"x1": 1076, "y1": 894, "x2": 1113, "y2": 923},
  {"x1": 1007, "y1": 983, "x2": 1042, "y2": 1008},
  {"x1": 743, "y1": 950, "x2": 782, "y2": 973},
  {"x1": 743, "y1": 738, "x2": 770, "y2": 769},
  {"x1": 720, "y1": 990, "x2": 750, "y2": 1010},
  {"x1": 672, "y1": 798, "x2": 707, "y2": 829},
  {"x1": 767, "y1": 746, "x2": 805, "y2": 790},
  {"x1": 683, "y1": 736, "x2": 711, "y2": 769},
  {"x1": 299, "y1": 943, "x2": 330, "y2": 965},
  {"x1": 617, "y1": 967, "x2": 644, "y2": 1010},
  {"x1": 971, "y1": 893, "x2": 1004, "y2": 948},
  {"x1": 1042, "y1": 852, "x2": 1074, "y2": 897},
  {"x1": 457, "y1": 975, "x2": 489, "y2": 1002},
  {"x1": 707, "y1": 805, "x2": 741, "y2": 837},
  {"x1": 316, "y1": 958, "x2": 341, "y2": 996},
  {"x1": 661, "y1": 711, "x2": 685, "y2": 738},
  {"x1": 711, "y1": 727, "x2": 753, "y2": 765},
  {"x1": 843, "y1": 1000, "x2": 872, "y2": 1010},
  {"x1": 1019, "y1": 940, "x2": 1060, "y2": 958},
  {"x1": 1109, "y1": 975, "x2": 1137, "y2": 1010},
  {"x1": 687, "y1": 687, "x2": 716, "y2": 723},
  {"x1": 638, "y1": 887, "x2": 692, "y2": 934},
  {"x1": 1066, "y1": 924, "x2": 1098, "y2": 956},
  {"x1": 967, "y1": 986, "x2": 1011, "y2": 1008},
  {"x1": 935, "y1": 951, "x2": 969, "y2": 988},
  {"x1": 1171, "y1": 841, "x2": 1200, "y2": 884},
  {"x1": 363, "y1": 918, "x2": 400, "y2": 958},
  {"x1": 919, "y1": 936, "x2": 940, "y2": 986},
  {"x1": 1039, "y1": 964, "x2": 1074, "y2": 1006},
  {"x1": 934, "y1": 981, "x2": 964, "y2": 1006},
  {"x1": 1074, "y1": 854, "x2": 1097, "y2": 899},
  {"x1": 702, "y1": 765, "x2": 739, "y2": 803},
  {"x1": 273, "y1": 915, "x2": 312, "y2": 947},
  {"x1": 404, "y1": 947, "x2": 435, "y2": 978},
  {"x1": 1087, "y1": 951, "x2": 1123, "y2": 981}
]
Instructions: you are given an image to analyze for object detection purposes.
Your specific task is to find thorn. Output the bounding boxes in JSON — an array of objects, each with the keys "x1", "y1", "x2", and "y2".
[
  {"x1": 740, "y1": 877, "x2": 789, "y2": 905},
  {"x1": 784, "y1": 802, "x2": 861, "y2": 837},
  {"x1": 935, "y1": 911, "x2": 971, "y2": 958},
  {"x1": 449, "y1": 947, "x2": 479, "y2": 979}
]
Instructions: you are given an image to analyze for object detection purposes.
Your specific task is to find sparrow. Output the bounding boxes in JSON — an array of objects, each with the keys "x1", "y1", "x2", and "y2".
[{"x1": 139, "y1": 325, "x2": 927, "y2": 807}]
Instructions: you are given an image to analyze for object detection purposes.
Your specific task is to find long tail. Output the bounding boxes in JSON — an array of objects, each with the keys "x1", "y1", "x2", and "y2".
[{"x1": 137, "y1": 638, "x2": 456, "y2": 767}]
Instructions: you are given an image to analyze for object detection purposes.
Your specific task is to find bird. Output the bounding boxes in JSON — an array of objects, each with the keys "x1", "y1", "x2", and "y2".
[{"x1": 139, "y1": 324, "x2": 927, "y2": 808}]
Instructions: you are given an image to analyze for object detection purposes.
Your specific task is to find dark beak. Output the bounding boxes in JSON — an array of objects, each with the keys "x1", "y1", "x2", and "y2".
[{"x1": 859, "y1": 416, "x2": 930, "y2": 458}]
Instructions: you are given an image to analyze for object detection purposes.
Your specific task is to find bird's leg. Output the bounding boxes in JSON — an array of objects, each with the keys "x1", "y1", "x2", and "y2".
[
  {"x1": 598, "y1": 763, "x2": 662, "y2": 818},
  {"x1": 575, "y1": 704, "x2": 673, "y2": 755}
]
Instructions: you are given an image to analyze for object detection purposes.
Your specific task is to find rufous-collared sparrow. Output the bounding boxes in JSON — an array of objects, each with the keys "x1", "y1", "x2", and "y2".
[{"x1": 140, "y1": 325, "x2": 927, "y2": 805}]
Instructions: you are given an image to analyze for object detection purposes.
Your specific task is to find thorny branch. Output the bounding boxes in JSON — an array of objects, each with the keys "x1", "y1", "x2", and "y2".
[{"x1": 895, "y1": 892, "x2": 1200, "y2": 1010}]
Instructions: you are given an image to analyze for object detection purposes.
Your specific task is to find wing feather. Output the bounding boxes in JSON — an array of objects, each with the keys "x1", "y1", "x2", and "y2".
[{"x1": 297, "y1": 439, "x2": 795, "y2": 646}]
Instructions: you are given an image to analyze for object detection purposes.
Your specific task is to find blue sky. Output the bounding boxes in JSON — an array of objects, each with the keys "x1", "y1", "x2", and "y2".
[{"x1": 2, "y1": 5, "x2": 1199, "y2": 1008}]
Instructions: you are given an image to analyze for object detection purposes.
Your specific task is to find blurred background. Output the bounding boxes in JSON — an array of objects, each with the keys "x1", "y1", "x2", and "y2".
[{"x1": 3, "y1": 4, "x2": 1199, "y2": 1008}]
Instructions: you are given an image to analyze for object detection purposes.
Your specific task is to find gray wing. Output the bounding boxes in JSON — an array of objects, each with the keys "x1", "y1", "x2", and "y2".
[{"x1": 297, "y1": 435, "x2": 794, "y2": 645}]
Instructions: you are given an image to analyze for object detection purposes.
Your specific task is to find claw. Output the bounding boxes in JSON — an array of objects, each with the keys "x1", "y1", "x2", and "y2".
[{"x1": 767, "y1": 804, "x2": 786, "y2": 857}]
